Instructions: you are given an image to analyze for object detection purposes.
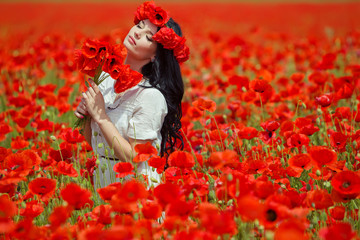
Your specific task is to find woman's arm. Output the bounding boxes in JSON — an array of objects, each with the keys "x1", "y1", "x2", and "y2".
[{"x1": 82, "y1": 80, "x2": 150, "y2": 162}]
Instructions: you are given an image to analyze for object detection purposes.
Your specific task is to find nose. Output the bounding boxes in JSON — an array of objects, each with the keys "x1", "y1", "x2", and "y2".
[{"x1": 134, "y1": 31, "x2": 140, "y2": 40}]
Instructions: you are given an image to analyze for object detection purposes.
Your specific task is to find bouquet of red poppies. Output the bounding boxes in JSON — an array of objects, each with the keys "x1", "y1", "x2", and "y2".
[{"x1": 74, "y1": 39, "x2": 143, "y2": 129}]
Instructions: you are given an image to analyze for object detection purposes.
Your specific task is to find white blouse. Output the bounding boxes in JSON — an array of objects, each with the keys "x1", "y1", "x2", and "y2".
[{"x1": 91, "y1": 75, "x2": 167, "y2": 185}]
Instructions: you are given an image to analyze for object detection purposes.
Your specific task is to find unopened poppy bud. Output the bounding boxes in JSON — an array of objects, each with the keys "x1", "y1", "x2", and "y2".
[
  {"x1": 316, "y1": 117, "x2": 321, "y2": 125},
  {"x1": 316, "y1": 169, "x2": 321, "y2": 176},
  {"x1": 94, "y1": 131, "x2": 98, "y2": 137},
  {"x1": 218, "y1": 200, "x2": 223, "y2": 205},
  {"x1": 241, "y1": 86, "x2": 247, "y2": 92},
  {"x1": 152, "y1": 167, "x2": 155, "y2": 172},
  {"x1": 188, "y1": 192, "x2": 194, "y2": 200},
  {"x1": 50, "y1": 135, "x2": 57, "y2": 141},
  {"x1": 265, "y1": 231, "x2": 274, "y2": 240},
  {"x1": 301, "y1": 102, "x2": 307, "y2": 109},
  {"x1": 324, "y1": 181, "x2": 331, "y2": 188},
  {"x1": 98, "y1": 143, "x2": 104, "y2": 148},
  {"x1": 101, "y1": 163, "x2": 107, "y2": 173},
  {"x1": 353, "y1": 141, "x2": 357, "y2": 148},
  {"x1": 317, "y1": 108, "x2": 323, "y2": 115},
  {"x1": 104, "y1": 149, "x2": 108, "y2": 157},
  {"x1": 228, "y1": 129, "x2": 233, "y2": 136},
  {"x1": 96, "y1": 159, "x2": 100, "y2": 165},
  {"x1": 156, "y1": 143, "x2": 160, "y2": 151},
  {"x1": 227, "y1": 199, "x2": 233, "y2": 206},
  {"x1": 306, "y1": 183, "x2": 311, "y2": 191},
  {"x1": 150, "y1": 177, "x2": 158, "y2": 183},
  {"x1": 227, "y1": 174, "x2": 233, "y2": 181},
  {"x1": 223, "y1": 115, "x2": 227, "y2": 120},
  {"x1": 205, "y1": 119, "x2": 211, "y2": 125},
  {"x1": 208, "y1": 190, "x2": 216, "y2": 201},
  {"x1": 277, "y1": 145, "x2": 281, "y2": 152}
]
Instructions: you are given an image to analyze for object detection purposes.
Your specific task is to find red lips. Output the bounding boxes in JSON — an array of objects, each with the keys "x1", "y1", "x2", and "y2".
[{"x1": 128, "y1": 36, "x2": 136, "y2": 45}]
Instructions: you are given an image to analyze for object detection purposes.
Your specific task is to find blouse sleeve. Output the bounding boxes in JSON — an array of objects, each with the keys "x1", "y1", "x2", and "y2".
[{"x1": 127, "y1": 88, "x2": 168, "y2": 141}]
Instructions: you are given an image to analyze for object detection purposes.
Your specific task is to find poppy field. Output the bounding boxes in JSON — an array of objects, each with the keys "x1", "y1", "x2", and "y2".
[{"x1": 1, "y1": 1, "x2": 360, "y2": 239}]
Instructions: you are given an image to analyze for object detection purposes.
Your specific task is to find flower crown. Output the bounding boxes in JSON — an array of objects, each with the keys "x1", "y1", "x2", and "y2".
[{"x1": 134, "y1": 1, "x2": 190, "y2": 63}]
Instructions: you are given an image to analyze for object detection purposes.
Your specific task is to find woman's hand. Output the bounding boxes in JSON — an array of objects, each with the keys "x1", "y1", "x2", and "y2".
[
  {"x1": 82, "y1": 79, "x2": 108, "y2": 124},
  {"x1": 74, "y1": 98, "x2": 88, "y2": 119}
]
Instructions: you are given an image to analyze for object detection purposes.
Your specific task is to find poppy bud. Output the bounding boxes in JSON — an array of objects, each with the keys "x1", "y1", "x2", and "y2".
[
  {"x1": 98, "y1": 143, "x2": 104, "y2": 148},
  {"x1": 188, "y1": 192, "x2": 194, "y2": 200},
  {"x1": 50, "y1": 135, "x2": 57, "y2": 141},
  {"x1": 104, "y1": 149, "x2": 108, "y2": 157},
  {"x1": 227, "y1": 174, "x2": 233, "y2": 181},
  {"x1": 150, "y1": 177, "x2": 158, "y2": 183},
  {"x1": 317, "y1": 108, "x2": 323, "y2": 115},
  {"x1": 205, "y1": 119, "x2": 211, "y2": 125},
  {"x1": 94, "y1": 131, "x2": 98, "y2": 136},
  {"x1": 306, "y1": 183, "x2": 311, "y2": 191},
  {"x1": 241, "y1": 86, "x2": 247, "y2": 92},
  {"x1": 316, "y1": 169, "x2": 321, "y2": 176},
  {"x1": 316, "y1": 117, "x2": 321, "y2": 125}
]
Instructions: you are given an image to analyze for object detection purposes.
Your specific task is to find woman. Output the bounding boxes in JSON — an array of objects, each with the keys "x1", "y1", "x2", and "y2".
[{"x1": 74, "y1": 1, "x2": 189, "y2": 190}]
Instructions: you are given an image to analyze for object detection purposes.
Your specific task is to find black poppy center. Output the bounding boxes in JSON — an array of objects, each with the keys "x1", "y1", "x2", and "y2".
[
  {"x1": 156, "y1": 14, "x2": 163, "y2": 20},
  {"x1": 342, "y1": 181, "x2": 350, "y2": 189},
  {"x1": 266, "y1": 209, "x2": 277, "y2": 222}
]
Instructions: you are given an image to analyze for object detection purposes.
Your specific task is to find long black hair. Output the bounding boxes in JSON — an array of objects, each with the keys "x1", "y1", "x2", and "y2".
[{"x1": 140, "y1": 18, "x2": 184, "y2": 157}]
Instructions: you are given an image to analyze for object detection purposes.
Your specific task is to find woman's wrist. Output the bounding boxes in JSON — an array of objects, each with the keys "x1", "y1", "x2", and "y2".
[{"x1": 95, "y1": 113, "x2": 110, "y2": 126}]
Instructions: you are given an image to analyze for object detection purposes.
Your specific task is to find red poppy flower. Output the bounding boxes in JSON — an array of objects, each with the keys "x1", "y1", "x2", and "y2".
[
  {"x1": 133, "y1": 142, "x2": 158, "y2": 163},
  {"x1": 315, "y1": 93, "x2": 333, "y2": 107},
  {"x1": 286, "y1": 133, "x2": 310, "y2": 148},
  {"x1": 308, "y1": 146, "x2": 337, "y2": 168},
  {"x1": 319, "y1": 222, "x2": 356, "y2": 240},
  {"x1": 28, "y1": 177, "x2": 57, "y2": 201},
  {"x1": 148, "y1": 156, "x2": 166, "y2": 174},
  {"x1": 305, "y1": 189, "x2": 333, "y2": 210},
  {"x1": 290, "y1": 72, "x2": 305, "y2": 83},
  {"x1": 111, "y1": 180, "x2": 148, "y2": 213},
  {"x1": 198, "y1": 202, "x2": 237, "y2": 235},
  {"x1": 167, "y1": 199, "x2": 195, "y2": 219},
  {"x1": 134, "y1": 1, "x2": 156, "y2": 25},
  {"x1": 192, "y1": 98, "x2": 216, "y2": 112},
  {"x1": 207, "y1": 150, "x2": 238, "y2": 170},
  {"x1": 154, "y1": 182, "x2": 181, "y2": 208},
  {"x1": 0, "y1": 194, "x2": 17, "y2": 220},
  {"x1": 10, "y1": 136, "x2": 29, "y2": 149},
  {"x1": 97, "y1": 182, "x2": 122, "y2": 202},
  {"x1": 329, "y1": 206, "x2": 345, "y2": 220},
  {"x1": 275, "y1": 219, "x2": 308, "y2": 240},
  {"x1": 113, "y1": 65, "x2": 143, "y2": 94},
  {"x1": 90, "y1": 205, "x2": 113, "y2": 225},
  {"x1": 288, "y1": 153, "x2": 312, "y2": 170},
  {"x1": 249, "y1": 78, "x2": 271, "y2": 93},
  {"x1": 148, "y1": 6, "x2": 170, "y2": 27},
  {"x1": 261, "y1": 120, "x2": 280, "y2": 132},
  {"x1": 113, "y1": 162, "x2": 134, "y2": 178},
  {"x1": 48, "y1": 205, "x2": 73, "y2": 230},
  {"x1": 228, "y1": 75, "x2": 249, "y2": 89},
  {"x1": 331, "y1": 171, "x2": 360, "y2": 200},
  {"x1": 20, "y1": 200, "x2": 44, "y2": 218},
  {"x1": 168, "y1": 150, "x2": 195, "y2": 169},
  {"x1": 60, "y1": 128, "x2": 85, "y2": 144},
  {"x1": 329, "y1": 132, "x2": 348, "y2": 152},
  {"x1": 61, "y1": 183, "x2": 93, "y2": 210},
  {"x1": 141, "y1": 200, "x2": 162, "y2": 220},
  {"x1": 237, "y1": 127, "x2": 258, "y2": 140},
  {"x1": 56, "y1": 161, "x2": 78, "y2": 177}
]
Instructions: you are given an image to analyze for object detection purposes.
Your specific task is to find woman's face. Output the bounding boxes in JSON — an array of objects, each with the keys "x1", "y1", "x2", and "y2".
[{"x1": 123, "y1": 19, "x2": 158, "y2": 62}]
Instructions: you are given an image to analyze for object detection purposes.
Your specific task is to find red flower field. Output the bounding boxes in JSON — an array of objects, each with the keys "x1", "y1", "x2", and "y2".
[{"x1": 1, "y1": 1, "x2": 360, "y2": 239}]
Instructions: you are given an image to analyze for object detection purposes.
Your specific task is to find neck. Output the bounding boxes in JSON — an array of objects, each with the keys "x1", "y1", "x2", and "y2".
[{"x1": 124, "y1": 55, "x2": 150, "y2": 73}]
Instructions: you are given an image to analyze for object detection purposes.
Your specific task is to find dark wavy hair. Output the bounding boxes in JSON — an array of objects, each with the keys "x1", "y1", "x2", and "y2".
[{"x1": 140, "y1": 18, "x2": 184, "y2": 157}]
